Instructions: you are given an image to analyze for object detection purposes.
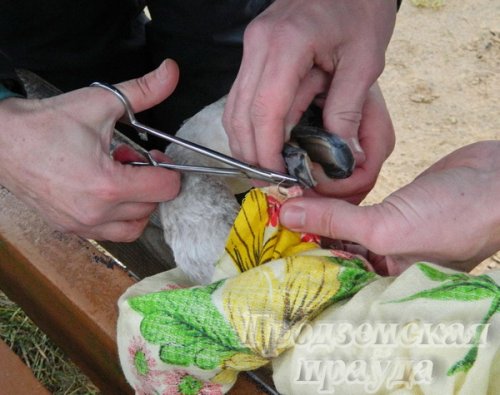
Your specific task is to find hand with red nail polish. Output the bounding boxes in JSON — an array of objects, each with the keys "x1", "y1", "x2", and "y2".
[{"x1": 0, "y1": 60, "x2": 181, "y2": 241}]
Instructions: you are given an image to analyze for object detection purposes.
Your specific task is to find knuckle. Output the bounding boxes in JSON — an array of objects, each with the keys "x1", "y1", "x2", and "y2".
[
  {"x1": 123, "y1": 221, "x2": 147, "y2": 242},
  {"x1": 104, "y1": 221, "x2": 145, "y2": 243},
  {"x1": 77, "y1": 184, "x2": 120, "y2": 227},
  {"x1": 319, "y1": 216, "x2": 331, "y2": 237},
  {"x1": 133, "y1": 76, "x2": 153, "y2": 102},
  {"x1": 64, "y1": 198, "x2": 101, "y2": 228},
  {"x1": 77, "y1": 209, "x2": 104, "y2": 228},
  {"x1": 271, "y1": 18, "x2": 299, "y2": 41},
  {"x1": 245, "y1": 17, "x2": 303, "y2": 49},
  {"x1": 119, "y1": 232, "x2": 140, "y2": 243},
  {"x1": 94, "y1": 181, "x2": 121, "y2": 204},
  {"x1": 244, "y1": 18, "x2": 270, "y2": 44},
  {"x1": 250, "y1": 95, "x2": 273, "y2": 125},
  {"x1": 319, "y1": 210, "x2": 337, "y2": 238},
  {"x1": 225, "y1": 113, "x2": 249, "y2": 137}
]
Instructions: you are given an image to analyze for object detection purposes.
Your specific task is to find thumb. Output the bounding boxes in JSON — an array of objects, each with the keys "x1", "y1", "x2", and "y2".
[
  {"x1": 280, "y1": 197, "x2": 378, "y2": 246},
  {"x1": 323, "y1": 60, "x2": 382, "y2": 164},
  {"x1": 116, "y1": 59, "x2": 179, "y2": 114}
]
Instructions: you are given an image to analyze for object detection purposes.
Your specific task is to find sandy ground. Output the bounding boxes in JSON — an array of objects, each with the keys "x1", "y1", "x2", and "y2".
[{"x1": 363, "y1": 0, "x2": 500, "y2": 271}]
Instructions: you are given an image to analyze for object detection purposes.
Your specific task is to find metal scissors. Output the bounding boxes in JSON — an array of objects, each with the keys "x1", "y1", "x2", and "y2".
[{"x1": 91, "y1": 82, "x2": 301, "y2": 187}]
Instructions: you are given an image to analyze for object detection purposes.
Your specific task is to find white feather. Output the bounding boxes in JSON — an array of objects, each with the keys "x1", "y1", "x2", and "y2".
[{"x1": 159, "y1": 96, "x2": 250, "y2": 284}]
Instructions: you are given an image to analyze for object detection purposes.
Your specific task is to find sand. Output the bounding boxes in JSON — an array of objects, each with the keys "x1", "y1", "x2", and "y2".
[{"x1": 362, "y1": 0, "x2": 500, "y2": 271}]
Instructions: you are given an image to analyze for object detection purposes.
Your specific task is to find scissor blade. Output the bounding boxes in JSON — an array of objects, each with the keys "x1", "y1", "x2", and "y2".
[
  {"x1": 91, "y1": 81, "x2": 300, "y2": 186},
  {"x1": 128, "y1": 161, "x2": 247, "y2": 177},
  {"x1": 127, "y1": 161, "x2": 300, "y2": 186},
  {"x1": 130, "y1": 121, "x2": 300, "y2": 185}
]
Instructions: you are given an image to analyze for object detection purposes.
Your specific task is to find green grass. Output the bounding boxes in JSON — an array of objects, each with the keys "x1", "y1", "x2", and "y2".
[{"x1": 0, "y1": 291, "x2": 99, "y2": 395}]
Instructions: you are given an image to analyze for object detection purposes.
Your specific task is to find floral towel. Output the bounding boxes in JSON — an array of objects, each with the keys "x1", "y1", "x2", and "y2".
[
  {"x1": 273, "y1": 263, "x2": 500, "y2": 394},
  {"x1": 117, "y1": 186, "x2": 376, "y2": 394},
  {"x1": 117, "y1": 187, "x2": 500, "y2": 394}
]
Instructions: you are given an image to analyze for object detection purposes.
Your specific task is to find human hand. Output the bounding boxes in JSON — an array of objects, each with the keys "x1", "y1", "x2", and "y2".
[
  {"x1": 280, "y1": 141, "x2": 500, "y2": 274},
  {"x1": 0, "y1": 59, "x2": 181, "y2": 241},
  {"x1": 303, "y1": 82, "x2": 395, "y2": 204},
  {"x1": 223, "y1": 0, "x2": 397, "y2": 195}
]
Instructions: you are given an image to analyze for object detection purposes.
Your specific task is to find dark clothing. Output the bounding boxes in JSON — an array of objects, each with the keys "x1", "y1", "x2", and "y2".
[
  {"x1": 0, "y1": 0, "x2": 400, "y2": 147},
  {"x1": 0, "y1": 0, "x2": 149, "y2": 92},
  {"x1": 0, "y1": 0, "x2": 271, "y2": 147},
  {"x1": 144, "y1": 0, "x2": 271, "y2": 139}
]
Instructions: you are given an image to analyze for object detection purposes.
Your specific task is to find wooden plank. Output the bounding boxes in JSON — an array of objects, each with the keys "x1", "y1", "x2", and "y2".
[
  {"x1": 0, "y1": 186, "x2": 268, "y2": 394},
  {"x1": 0, "y1": 186, "x2": 135, "y2": 394},
  {"x1": 99, "y1": 230, "x2": 176, "y2": 279},
  {"x1": 0, "y1": 339, "x2": 50, "y2": 395},
  {"x1": 229, "y1": 372, "x2": 274, "y2": 395}
]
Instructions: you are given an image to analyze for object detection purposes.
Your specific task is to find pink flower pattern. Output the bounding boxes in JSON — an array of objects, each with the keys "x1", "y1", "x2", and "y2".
[
  {"x1": 128, "y1": 337, "x2": 222, "y2": 395},
  {"x1": 161, "y1": 370, "x2": 223, "y2": 395}
]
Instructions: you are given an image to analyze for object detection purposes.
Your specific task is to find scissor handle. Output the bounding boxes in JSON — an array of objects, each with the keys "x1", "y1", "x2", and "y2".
[{"x1": 90, "y1": 81, "x2": 150, "y2": 140}]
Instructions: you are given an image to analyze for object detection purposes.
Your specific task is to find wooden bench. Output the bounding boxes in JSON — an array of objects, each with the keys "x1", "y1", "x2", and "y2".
[{"x1": 0, "y1": 339, "x2": 50, "y2": 395}]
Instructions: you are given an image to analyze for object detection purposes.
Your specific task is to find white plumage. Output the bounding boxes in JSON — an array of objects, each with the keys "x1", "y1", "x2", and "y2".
[{"x1": 159, "y1": 97, "x2": 250, "y2": 284}]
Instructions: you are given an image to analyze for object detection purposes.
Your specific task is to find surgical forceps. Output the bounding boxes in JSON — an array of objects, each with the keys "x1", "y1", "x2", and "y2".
[{"x1": 91, "y1": 82, "x2": 301, "y2": 187}]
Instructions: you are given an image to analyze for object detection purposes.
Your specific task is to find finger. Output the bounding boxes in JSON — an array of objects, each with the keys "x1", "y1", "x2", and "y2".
[
  {"x1": 223, "y1": 23, "x2": 269, "y2": 163},
  {"x1": 115, "y1": 59, "x2": 180, "y2": 115},
  {"x1": 323, "y1": 55, "x2": 384, "y2": 164},
  {"x1": 82, "y1": 217, "x2": 150, "y2": 242},
  {"x1": 309, "y1": 122, "x2": 384, "y2": 203},
  {"x1": 280, "y1": 196, "x2": 419, "y2": 263},
  {"x1": 111, "y1": 145, "x2": 173, "y2": 165},
  {"x1": 112, "y1": 150, "x2": 181, "y2": 203},
  {"x1": 309, "y1": 163, "x2": 376, "y2": 204},
  {"x1": 310, "y1": 83, "x2": 394, "y2": 203},
  {"x1": 251, "y1": 38, "x2": 314, "y2": 171},
  {"x1": 280, "y1": 197, "x2": 378, "y2": 246},
  {"x1": 112, "y1": 144, "x2": 146, "y2": 163},
  {"x1": 284, "y1": 67, "x2": 331, "y2": 135},
  {"x1": 224, "y1": 75, "x2": 259, "y2": 164},
  {"x1": 103, "y1": 201, "x2": 158, "y2": 223}
]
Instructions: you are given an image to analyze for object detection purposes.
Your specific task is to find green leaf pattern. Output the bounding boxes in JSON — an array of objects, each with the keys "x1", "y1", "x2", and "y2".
[
  {"x1": 328, "y1": 257, "x2": 376, "y2": 303},
  {"x1": 389, "y1": 263, "x2": 500, "y2": 376},
  {"x1": 128, "y1": 281, "x2": 251, "y2": 370}
]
